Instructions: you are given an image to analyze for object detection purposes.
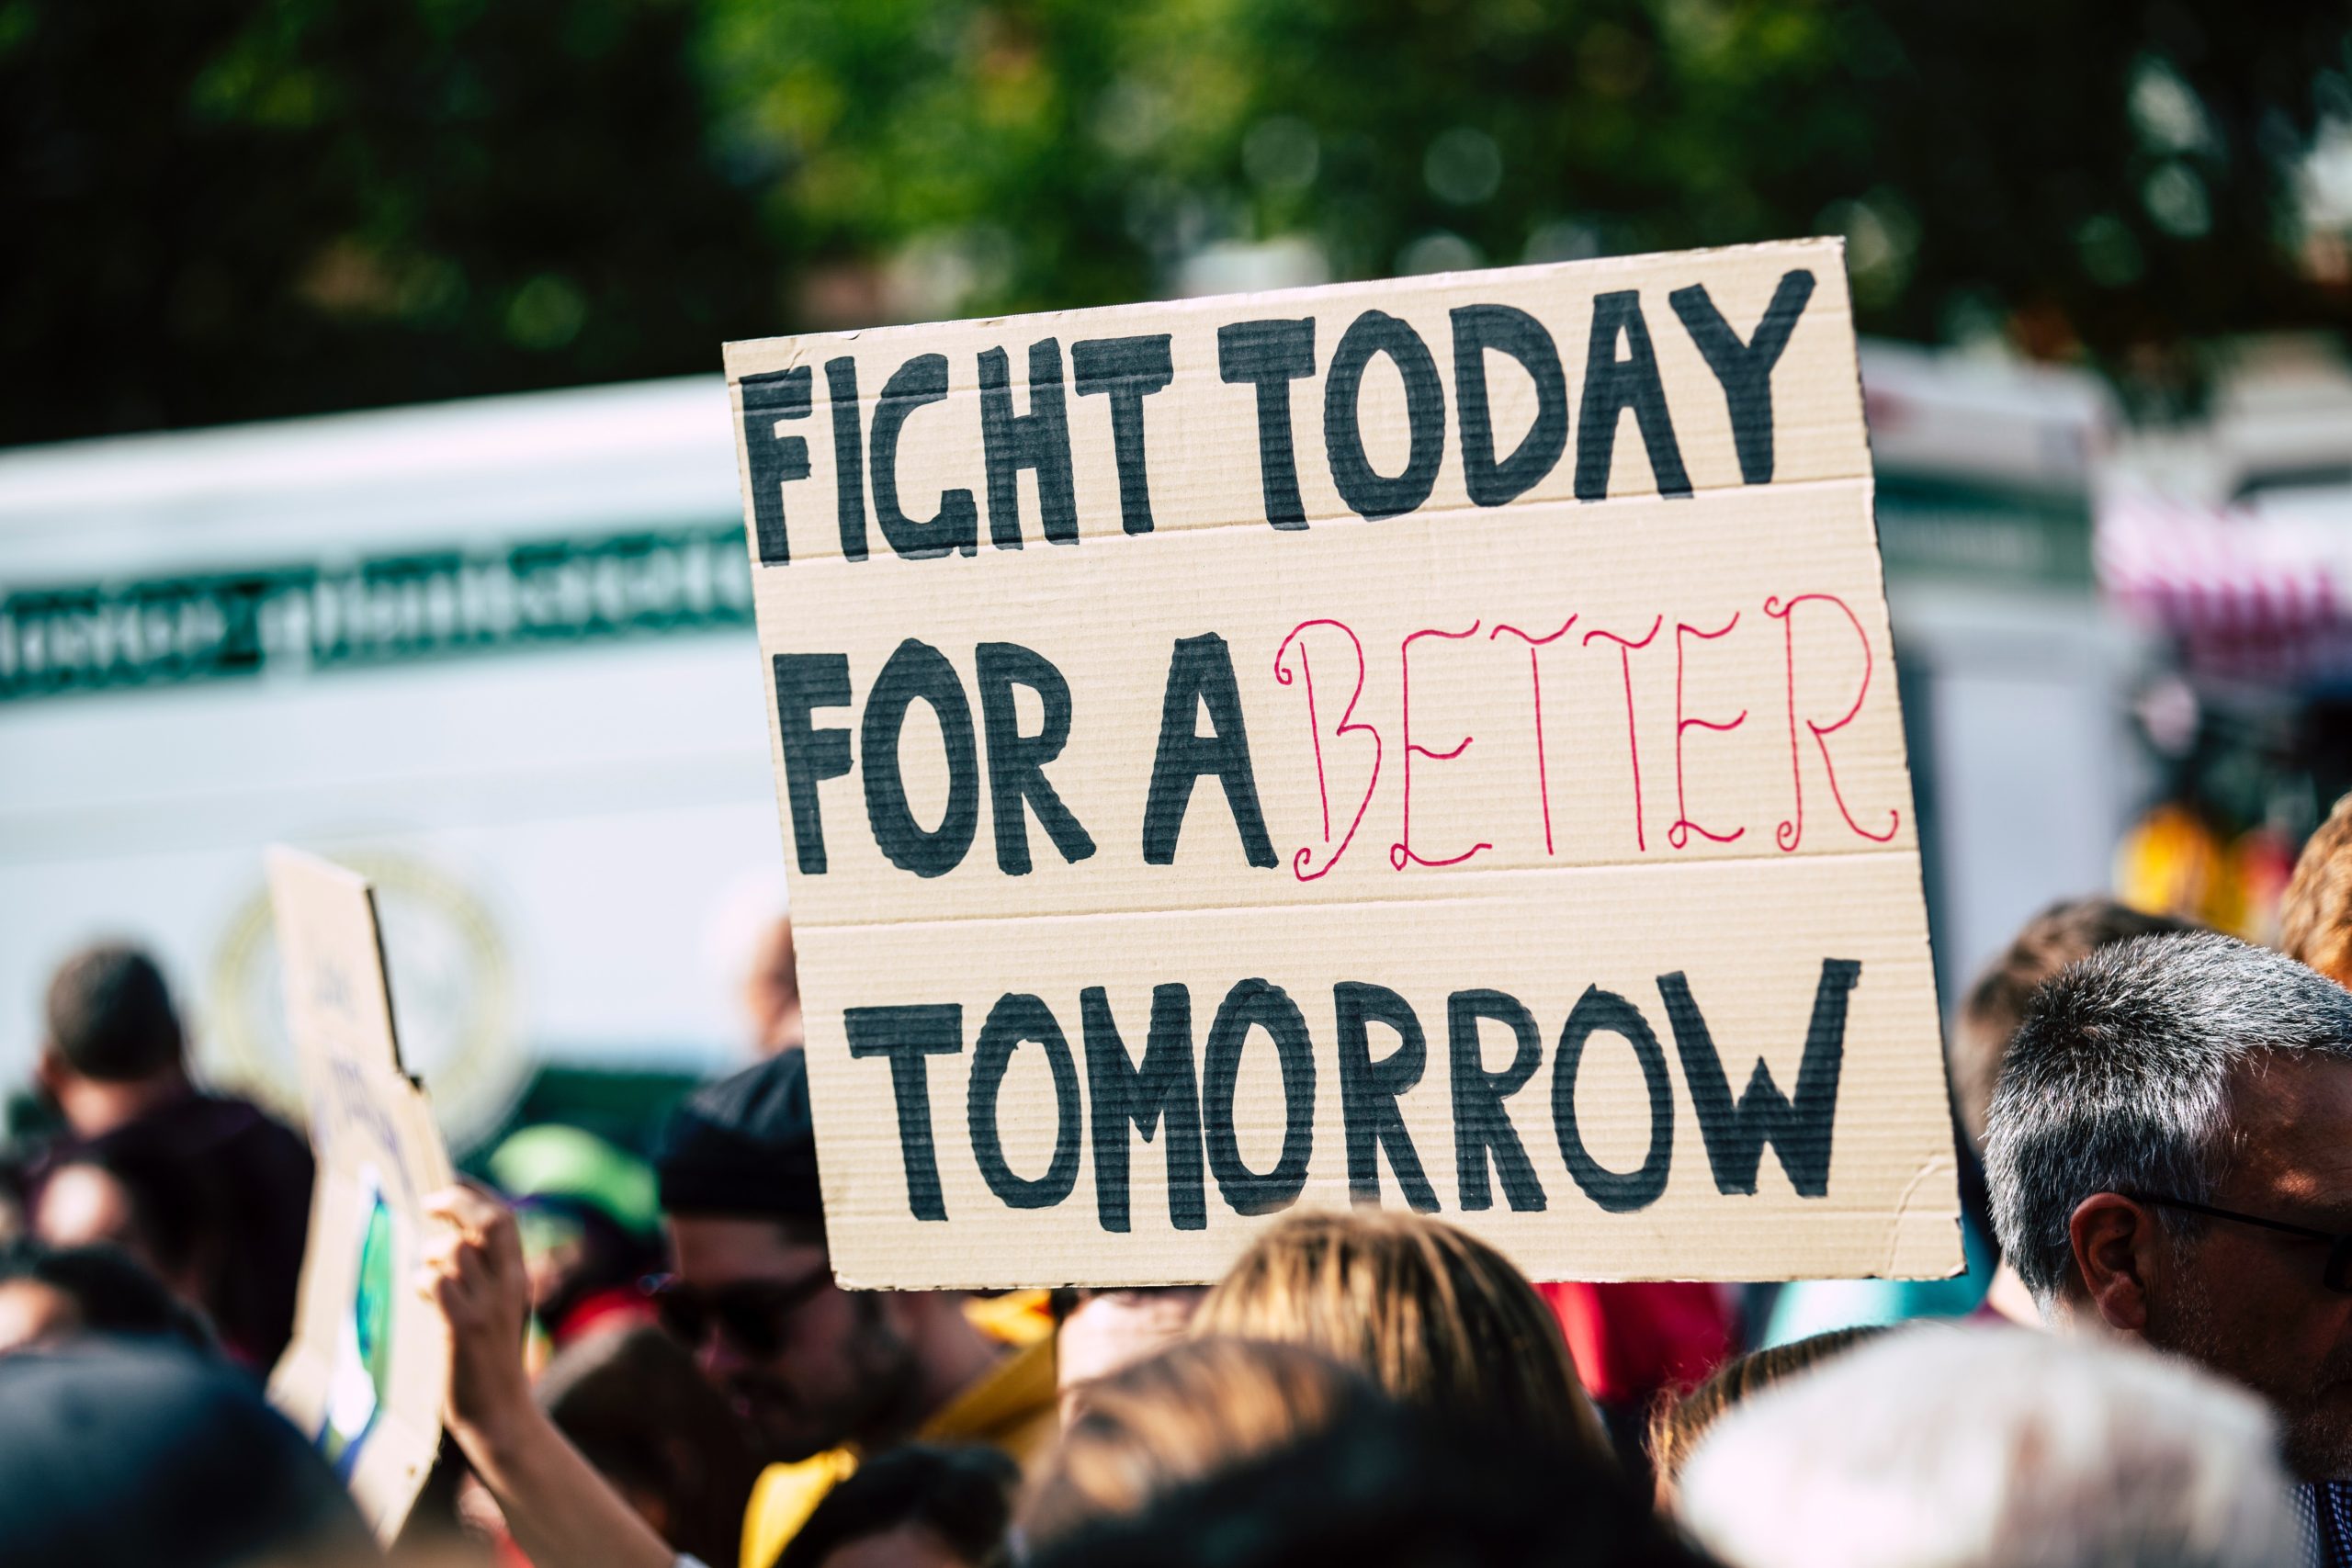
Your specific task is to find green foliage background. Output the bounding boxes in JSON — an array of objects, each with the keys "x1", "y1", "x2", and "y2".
[{"x1": 5, "y1": 0, "x2": 2347, "y2": 444}]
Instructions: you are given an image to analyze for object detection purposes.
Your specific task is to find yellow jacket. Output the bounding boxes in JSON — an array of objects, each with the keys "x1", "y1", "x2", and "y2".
[{"x1": 738, "y1": 1294, "x2": 1057, "y2": 1568}]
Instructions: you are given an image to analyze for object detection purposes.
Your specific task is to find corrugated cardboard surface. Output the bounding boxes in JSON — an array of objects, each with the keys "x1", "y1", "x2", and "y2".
[
  {"x1": 725, "y1": 238, "x2": 1960, "y2": 1287},
  {"x1": 265, "y1": 847, "x2": 453, "y2": 1543}
]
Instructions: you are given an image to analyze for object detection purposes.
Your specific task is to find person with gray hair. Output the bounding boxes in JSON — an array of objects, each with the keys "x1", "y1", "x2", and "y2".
[
  {"x1": 1677, "y1": 1325, "x2": 2301, "y2": 1568},
  {"x1": 1982, "y1": 931, "x2": 2352, "y2": 1562}
]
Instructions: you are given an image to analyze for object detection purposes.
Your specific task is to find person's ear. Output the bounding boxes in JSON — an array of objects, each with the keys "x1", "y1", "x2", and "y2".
[
  {"x1": 32, "y1": 1047, "x2": 69, "y2": 1098},
  {"x1": 2068, "y1": 1192, "x2": 2160, "y2": 1336}
]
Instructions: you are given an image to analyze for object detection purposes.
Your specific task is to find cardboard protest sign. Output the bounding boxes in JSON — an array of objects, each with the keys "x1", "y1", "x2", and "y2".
[
  {"x1": 725, "y1": 237, "x2": 1960, "y2": 1288},
  {"x1": 265, "y1": 846, "x2": 453, "y2": 1543}
]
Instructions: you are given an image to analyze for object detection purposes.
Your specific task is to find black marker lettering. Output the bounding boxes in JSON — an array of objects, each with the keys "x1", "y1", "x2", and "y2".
[
  {"x1": 1447, "y1": 988, "x2": 1547, "y2": 1212},
  {"x1": 1668, "y1": 269, "x2": 1816, "y2": 486},
  {"x1": 1452, "y1": 305, "x2": 1568, "y2": 507},
  {"x1": 1082, "y1": 985, "x2": 1207, "y2": 1233},
  {"x1": 1072, "y1": 334, "x2": 1176, "y2": 536},
  {"x1": 845, "y1": 1004, "x2": 963, "y2": 1221},
  {"x1": 825, "y1": 356, "x2": 869, "y2": 560},
  {"x1": 1324, "y1": 310, "x2": 1444, "y2": 521},
  {"x1": 1334, "y1": 981, "x2": 1438, "y2": 1211},
  {"x1": 770, "y1": 653, "x2": 854, "y2": 874},
  {"x1": 1203, "y1": 978, "x2": 1316, "y2": 1215},
  {"x1": 1552, "y1": 984, "x2": 1674, "y2": 1212},
  {"x1": 740, "y1": 367, "x2": 811, "y2": 566},
  {"x1": 968, "y1": 992, "x2": 1083, "y2": 1210},
  {"x1": 1575, "y1": 291, "x2": 1691, "y2": 502},
  {"x1": 976, "y1": 640, "x2": 1094, "y2": 875},
  {"x1": 861, "y1": 638, "x2": 981, "y2": 878},
  {"x1": 1143, "y1": 634, "x2": 1277, "y2": 868},
  {"x1": 1657, "y1": 957, "x2": 1857, "y2": 1197},
  {"x1": 978, "y1": 338, "x2": 1079, "y2": 549},
  {"x1": 1218, "y1": 318, "x2": 1317, "y2": 529},
  {"x1": 871, "y1": 353, "x2": 978, "y2": 558}
]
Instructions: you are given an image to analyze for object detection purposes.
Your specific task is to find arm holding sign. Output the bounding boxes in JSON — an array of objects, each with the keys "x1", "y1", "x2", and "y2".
[{"x1": 419, "y1": 1187, "x2": 682, "y2": 1568}]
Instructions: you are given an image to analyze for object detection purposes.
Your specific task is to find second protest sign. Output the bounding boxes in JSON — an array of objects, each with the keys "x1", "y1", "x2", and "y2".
[{"x1": 725, "y1": 237, "x2": 1959, "y2": 1288}]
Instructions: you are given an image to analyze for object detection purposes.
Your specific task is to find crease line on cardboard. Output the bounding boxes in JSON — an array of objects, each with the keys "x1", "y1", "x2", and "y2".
[
  {"x1": 736, "y1": 475, "x2": 1883, "y2": 572},
  {"x1": 790, "y1": 846, "x2": 1928, "y2": 934}
]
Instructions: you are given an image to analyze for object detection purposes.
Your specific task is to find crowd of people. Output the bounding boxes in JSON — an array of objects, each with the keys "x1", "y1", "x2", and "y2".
[{"x1": 8, "y1": 791, "x2": 2352, "y2": 1568}]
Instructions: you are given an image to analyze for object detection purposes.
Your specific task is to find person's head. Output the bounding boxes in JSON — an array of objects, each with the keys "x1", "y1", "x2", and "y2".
[
  {"x1": 1984, "y1": 931, "x2": 2352, "y2": 1476},
  {"x1": 36, "y1": 945, "x2": 187, "y2": 1113},
  {"x1": 1193, "y1": 1209, "x2": 1607, "y2": 1456},
  {"x1": 537, "y1": 1325, "x2": 765, "y2": 1568},
  {"x1": 0, "y1": 1241, "x2": 215, "y2": 1356},
  {"x1": 2283, "y1": 792, "x2": 2352, "y2": 988},
  {"x1": 1952, "y1": 897, "x2": 2196, "y2": 1148},
  {"x1": 1029, "y1": 1395, "x2": 1706, "y2": 1568},
  {"x1": 1645, "y1": 1325, "x2": 1886, "y2": 1506},
  {"x1": 745, "y1": 915, "x2": 804, "y2": 1055},
  {"x1": 655, "y1": 1049, "x2": 970, "y2": 1462},
  {"x1": 1023, "y1": 1337, "x2": 1378, "y2": 1548},
  {"x1": 1050, "y1": 1288, "x2": 1204, "y2": 1422},
  {"x1": 488, "y1": 1124, "x2": 663, "y2": 1336},
  {"x1": 33, "y1": 1145, "x2": 210, "y2": 1309},
  {"x1": 0, "y1": 1343, "x2": 375, "y2": 1568},
  {"x1": 1677, "y1": 1325, "x2": 2299, "y2": 1568},
  {"x1": 775, "y1": 1444, "x2": 1020, "y2": 1568}
]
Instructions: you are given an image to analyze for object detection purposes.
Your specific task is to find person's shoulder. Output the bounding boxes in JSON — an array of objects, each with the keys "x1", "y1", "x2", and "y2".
[
  {"x1": 922, "y1": 1329, "x2": 1057, "y2": 1461},
  {"x1": 111, "y1": 1092, "x2": 313, "y2": 1178}
]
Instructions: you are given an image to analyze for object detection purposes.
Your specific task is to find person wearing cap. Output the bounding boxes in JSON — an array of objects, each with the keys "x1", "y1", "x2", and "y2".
[
  {"x1": 487, "y1": 1123, "x2": 665, "y2": 1352},
  {"x1": 421, "y1": 1048, "x2": 1056, "y2": 1568}
]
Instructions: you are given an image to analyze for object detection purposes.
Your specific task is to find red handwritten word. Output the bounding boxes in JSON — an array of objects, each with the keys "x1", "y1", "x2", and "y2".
[
  {"x1": 1580, "y1": 616, "x2": 1664, "y2": 853},
  {"x1": 1273, "y1": 592, "x2": 1897, "y2": 873},
  {"x1": 1766, "y1": 592, "x2": 1898, "y2": 852},
  {"x1": 1273, "y1": 620, "x2": 1382, "y2": 881},
  {"x1": 1668, "y1": 614, "x2": 1747, "y2": 850},
  {"x1": 1391, "y1": 621, "x2": 1491, "y2": 870},
  {"x1": 1488, "y1": 616, "x2": 1577, "y2": 856}
]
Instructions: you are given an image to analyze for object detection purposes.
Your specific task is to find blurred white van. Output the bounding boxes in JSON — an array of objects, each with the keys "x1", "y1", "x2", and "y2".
[{"x1": 0, "y1": 378, "x2": 779, "y2": 1147}]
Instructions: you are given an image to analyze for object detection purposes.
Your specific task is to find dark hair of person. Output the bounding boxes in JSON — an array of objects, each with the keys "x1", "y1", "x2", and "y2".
[
  {"x1": 51, "y1": 1144, "x2": 209, "y2": 1285},
  {"x1": 1645, "y1": 1325, "x2": 1887, "y2": 1497},
  {"x1": 1030, "y1": 1400, "x2": 1713, "y2": 1568},
  {"x1": 0, "y1": 1344, "x2": 370, "y2": 1568},
  {"x1": 774, "y1": 1444, "x2": 1021, "y2": 1568},
  {"x1": 1951, "y1": 897, "x2": 2196, "y2": 1147},
  {"x1": 537, "y1": 1325, "x2": 765, "y2": 1568},
  {"x1": 43, "y1": 944, "x2": 184, "y2": 1083},
  {"x1": 0, "y1": 1241, "x2": 216, "y2": 1352}
]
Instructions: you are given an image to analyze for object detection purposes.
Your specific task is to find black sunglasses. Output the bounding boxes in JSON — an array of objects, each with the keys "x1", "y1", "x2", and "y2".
[
  {"x1": 642, "y1": 1269, "x2": 834, "y2": 1359},
  {"x1": 2126, "y1": 1192, "x2": 2352, "y2": 1294}
]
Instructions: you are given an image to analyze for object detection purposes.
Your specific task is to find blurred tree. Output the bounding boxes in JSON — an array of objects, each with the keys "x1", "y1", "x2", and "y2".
[
  {"x1": 5, "y1": 0, "x2": 2349, "y2": 445},
  {"x1": 701, "y1": 0, "x2": 2352, "y2": 384},
  {"x1": 0, "y1": 0, "x2": 784, "y2": 444}
]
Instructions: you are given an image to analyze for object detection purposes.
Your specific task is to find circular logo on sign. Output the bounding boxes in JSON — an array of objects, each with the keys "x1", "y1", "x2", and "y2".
[{"x1": 207, "y1": 852, "x2": 523, "y2": 1154}]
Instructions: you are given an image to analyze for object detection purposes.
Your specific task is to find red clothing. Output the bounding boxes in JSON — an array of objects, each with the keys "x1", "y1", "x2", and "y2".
[
  {"x1": 548, "y1": 1284, "x2": 659, "y2": 1349},
  {"x1": 1540, "y1": 1281, "x2": 1736, "y2": 1405}
]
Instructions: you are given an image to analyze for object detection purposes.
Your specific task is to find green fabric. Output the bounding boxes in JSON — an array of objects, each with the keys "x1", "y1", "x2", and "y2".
[{"x1": 486, "y1": 1123, "x2": 661, "y2": 1235}]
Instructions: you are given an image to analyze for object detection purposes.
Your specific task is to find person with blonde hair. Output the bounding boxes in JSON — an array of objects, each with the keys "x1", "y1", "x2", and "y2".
[
  {"x1": 1192, "y1": 1208, "x2": 1608, "y2": 1455},
  {"x1": 1022, "y1": 1337, "x2": 1377, "y2": 1548},
  {"x1": 2283, "y1": 791, "x2": 2352, "y2": 987},
  {"x1": 1645, "y1": 1325, "x2": 1887, "y2": 1504}
]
